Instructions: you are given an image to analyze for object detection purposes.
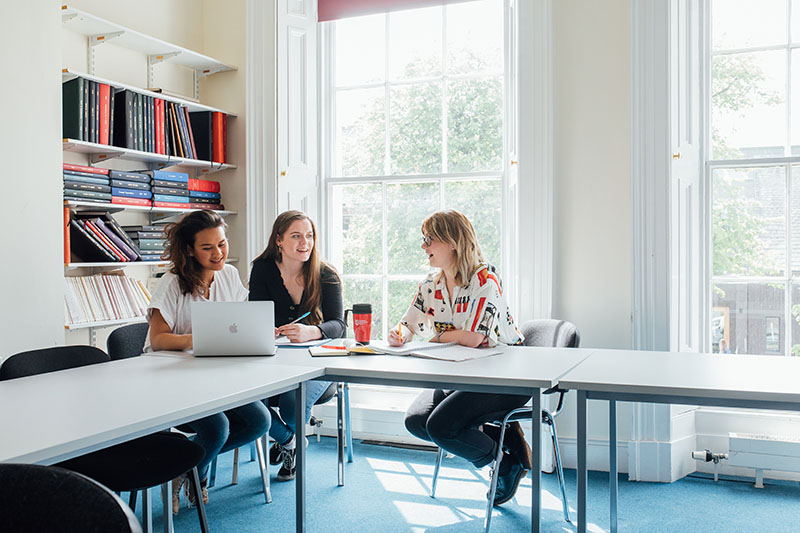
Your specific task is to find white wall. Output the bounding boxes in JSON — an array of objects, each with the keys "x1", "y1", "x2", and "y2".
[
  {"x1": 0, "y1": 0, "x2": 65, "y2": 357},
  {"x1": 550, "y1": 0, "x2": 633, "y2": 465}
]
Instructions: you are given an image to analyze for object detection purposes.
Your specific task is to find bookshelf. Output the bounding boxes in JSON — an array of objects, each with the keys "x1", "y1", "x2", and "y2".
[{"x1": 61, "y1": 5, "x2": 240, "y2": 343}]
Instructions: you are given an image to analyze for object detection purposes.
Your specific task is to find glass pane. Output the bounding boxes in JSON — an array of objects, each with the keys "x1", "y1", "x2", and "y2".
[
  {"x1": 712, "y1": 166, "x2": 785, "y2": 277},
  {"x1": 793, "y1": 166, "x2": 800, "y2": 275},
  {"x1": 388, "y1": 279, "x2": 425, "y2": 340},
  {"x1": 447, "y1": 77, "x2": 503, "y2": 172},
  {"x1": 793, "y1": 0, "x2": 800, "y2": 44},
  {"x1": 390, "y1": 83, "x2": 442, "y2": 174},
  {"x1": 386, "y1": 182, "x2": 439, "y2": 275},
  {"x1": 335, "y1": 14, "x2": 385, "y2": 86},
  {"x1": 711, "y1": 51, "x2": 786, "y2": 159},
  {"x1": 791, "y1": 283, "x2": 800, "y2": 356},
  {"x1": 446, "y1": 0, "x2": 503, "y2": 75},
  {"x1": 788, "y1": 51, "x2": 800, "y2": 153},
  {"x1": 712, "y1": 0, "x2": 786, "y2": 51},
  {"x1": 444, "y1": 180, "x2": 502, "y2": 268},
  {"x1": 389, "y1": 6, "x2": 442, "y2": 80},
  {"x1": 336, "y1": 88, "x2": 385, "y2": 177},
  {"x1": 712, "y1": 282, "x2": 785, "y2": 355},
  {"x1": 331, "y1": 183, "x2": 382, "y2": 275},
  {"x1": 342, "y1": 278, "x2": 383, "y2": 340}
]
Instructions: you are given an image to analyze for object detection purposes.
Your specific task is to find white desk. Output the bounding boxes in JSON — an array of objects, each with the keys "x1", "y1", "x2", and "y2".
[
  {"x1": 268, "y1": 345, "x2": 595, "y2": 533},
  {"x1": 558, "y1": 349, "x2": 800, "y2": 533},
  {"x1": 0, "y1": 355, "x2": 322, "y2": 532}
]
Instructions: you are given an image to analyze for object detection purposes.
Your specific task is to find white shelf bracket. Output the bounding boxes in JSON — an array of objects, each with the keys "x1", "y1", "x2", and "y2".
[
  {"x1": 87, "y1": 31, "x2": 124, "y2": 75},
  {"x1": 147, "y1": 52, "x2": 181, "y2": 89},
  {"x1": 61, "y1": 13, "x2": 77, "y2": 24},
  {"x1": 193, "y1": 67, "x2": 227, "y2": 101}
]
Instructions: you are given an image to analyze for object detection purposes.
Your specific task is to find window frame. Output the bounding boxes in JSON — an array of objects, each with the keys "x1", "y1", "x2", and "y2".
[
  {"x1": 705, "y1": 0, "x2": 800, "y2": 357},
  {"x1": 319, "y1": 1, "x2": 512, "y2": 341}
]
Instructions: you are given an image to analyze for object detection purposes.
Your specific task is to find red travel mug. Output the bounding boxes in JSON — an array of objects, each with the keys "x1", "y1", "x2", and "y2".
[{"x1": 344, "y1": 303, "x2": 372, "y2": 343}]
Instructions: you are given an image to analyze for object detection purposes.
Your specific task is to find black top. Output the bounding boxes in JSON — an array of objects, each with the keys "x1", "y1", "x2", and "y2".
[{"x1": 248, "y1": 258, "x2": 346, "y2": 339}]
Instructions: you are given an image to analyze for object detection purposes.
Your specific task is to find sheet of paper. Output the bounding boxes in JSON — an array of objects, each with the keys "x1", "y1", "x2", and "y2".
[
  {"x1": 367, "y1": 340, "x2": 456, "y2": 355},
  {"x1": 408, "y1": 345, "x2": 501, "y2": 362},
  {"x1": 276, "y1": 336, "x2": 330, "y2": 348}
]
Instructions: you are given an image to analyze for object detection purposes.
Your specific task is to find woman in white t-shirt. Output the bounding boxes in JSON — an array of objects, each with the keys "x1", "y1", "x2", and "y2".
[
  {"x1": 148, "y1": 210, "x2": 271, "y2": 514},
  {"x1": 388, "y1": 210, "x2": 529, "y2": 507}
]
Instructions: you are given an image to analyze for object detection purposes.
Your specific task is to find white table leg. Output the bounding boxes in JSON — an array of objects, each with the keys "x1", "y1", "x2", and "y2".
[
  {"x1": 577, "y1": 390, "x2": 587, "y2": 533},
  {"x1": 609, "y1": 399, "x2": 617, "y2": 532},
  {"x1": 531, "y1": 389, "x2": 541, "y2": 533},
  {"x1": 295, "y1": 382, "x2": 306, "y2": 533}
]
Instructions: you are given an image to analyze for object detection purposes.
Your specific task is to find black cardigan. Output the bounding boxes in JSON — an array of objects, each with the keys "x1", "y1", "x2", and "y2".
[{"x1": 248, "y1": 258, "x2": 346, "y2": 339}]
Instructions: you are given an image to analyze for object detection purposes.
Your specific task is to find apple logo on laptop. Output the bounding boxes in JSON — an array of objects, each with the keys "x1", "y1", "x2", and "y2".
[{"x1": 229, "y1": 322, "x2": 238, "y2": 334}]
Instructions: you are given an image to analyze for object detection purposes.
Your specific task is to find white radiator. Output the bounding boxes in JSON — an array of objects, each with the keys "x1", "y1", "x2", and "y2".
[{"x1": 728, "y1": 433, "x2": 800, "y2": 487}]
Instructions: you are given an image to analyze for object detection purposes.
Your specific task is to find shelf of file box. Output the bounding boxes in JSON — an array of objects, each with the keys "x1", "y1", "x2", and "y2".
[
  {"x1": 65, "y1": 258, "x2": 238, "y2": 270},
  {"x1": 65, "y1": 199, "x2": 236, "y2": 217},
  {"x1": 61, "y1": 6, "x2": 236, "y2": 98},
  {"x1": 63, "y1": 139, "x2": 236, "y2": 175},
  {"x1": 65, "y1": 316, "x2": 146, "y2": 331}
]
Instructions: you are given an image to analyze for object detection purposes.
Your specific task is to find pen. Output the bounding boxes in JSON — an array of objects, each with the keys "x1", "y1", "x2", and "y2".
[{"x1": 285, "y1": 311, "x2": 310, "y2": 326}]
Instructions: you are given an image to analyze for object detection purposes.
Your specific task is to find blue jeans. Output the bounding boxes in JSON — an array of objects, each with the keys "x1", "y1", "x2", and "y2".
[
  {"x1": 404, "y1": 389, "x2": 530, "y2": 468},
  {"x1": 184, "y1": 400, "x2": 271, "y2": 480},
  {"x1": 267, "y1": 380, "x2": 332, "y2": 446}
]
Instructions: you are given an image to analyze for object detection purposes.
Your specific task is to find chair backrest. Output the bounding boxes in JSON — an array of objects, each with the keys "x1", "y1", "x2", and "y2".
[
  {"x1": 106, "y1": 323, "x2": 149, "y2": 360},
  {"x1": 0, "y1": 345, "x2": 109, "y2": 381},
  {"x1": 519, "y1": 319, "x2": 580, "y2": 349},
  {"x1": 0, "y1": 463, "x2": 142, "y2": 533}
]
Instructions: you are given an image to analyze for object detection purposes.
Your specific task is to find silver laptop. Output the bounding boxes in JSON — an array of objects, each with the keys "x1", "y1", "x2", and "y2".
[{"x1": 191, "y1": 301, "x2": 277, "y2": 356}]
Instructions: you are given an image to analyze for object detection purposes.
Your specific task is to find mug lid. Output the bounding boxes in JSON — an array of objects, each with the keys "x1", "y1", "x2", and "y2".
[{"x1": 352, "y1": 303, "x2": 372, "y2": 314}]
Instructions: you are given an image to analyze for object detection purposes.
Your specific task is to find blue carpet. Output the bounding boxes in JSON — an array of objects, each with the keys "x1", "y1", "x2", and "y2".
[{"x1": 131, "y1": 437, "x2": 800, "y2": 532}]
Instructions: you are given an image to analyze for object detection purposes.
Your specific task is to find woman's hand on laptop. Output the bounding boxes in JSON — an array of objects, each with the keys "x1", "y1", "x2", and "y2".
[{"x1": 277, "y1": 323, "x2": 322, "y2": 343}]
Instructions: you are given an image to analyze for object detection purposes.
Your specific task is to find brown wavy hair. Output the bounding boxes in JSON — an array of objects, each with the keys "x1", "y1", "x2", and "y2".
[
  {"x1": 422, "y1": 210, "x2": 484, "y2": 287},
  {"x1": 163, "y1": 210, "x2": 228, "y2": 296},
  {"x1": 254, "y1": 210, "x2": 335, "y2": 325}
]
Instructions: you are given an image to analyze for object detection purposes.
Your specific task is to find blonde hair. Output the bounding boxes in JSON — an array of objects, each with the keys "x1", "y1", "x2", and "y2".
[{"x1": 421, "y1": 210, "x2": 484, "y2": 286}]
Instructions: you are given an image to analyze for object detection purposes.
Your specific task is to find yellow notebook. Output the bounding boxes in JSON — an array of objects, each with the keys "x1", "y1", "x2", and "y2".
[{"x1": 308, "y1": 339, "x2": 376, "y2": 357}]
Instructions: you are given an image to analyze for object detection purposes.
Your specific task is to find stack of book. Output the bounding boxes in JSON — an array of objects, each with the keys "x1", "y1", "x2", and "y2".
[
  {"x1": 62, "y1": 76, "x2": 115, "y2": 145},
  {"x1": 110, "y1": 170, "x2": 152, "y2": 207},
  {"x1": 148, "y1": 170, "x2": 190, "y2": 208},
  {"x1": 189, "y1": 110, "x2": 228, "y2": 163},
  {"x1": 64, "y1": 273, "x2": 151, "y2": 325},
  {"x1": 63, "y1": 163, "x2": 112, "y2": 204},
  {"x1": 68, "y1": 212, "x2": 142, "y2": 263},
  {"x1": 188, "y1": 178, "x2": 224, "y2": 210},
  {"x1": 124, "y1": 224, "x2": 167, "y2": 262}
]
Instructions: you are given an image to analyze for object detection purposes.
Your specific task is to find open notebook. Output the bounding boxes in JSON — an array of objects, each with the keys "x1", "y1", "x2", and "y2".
[{"x1": 367, "y1": 340, "x2": 501, "y2": 362}]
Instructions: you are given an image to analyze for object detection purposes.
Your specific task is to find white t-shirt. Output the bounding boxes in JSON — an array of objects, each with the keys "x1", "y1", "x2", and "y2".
[{"x1": 146, "y1": 264, "x2": 248, "y2": 348}]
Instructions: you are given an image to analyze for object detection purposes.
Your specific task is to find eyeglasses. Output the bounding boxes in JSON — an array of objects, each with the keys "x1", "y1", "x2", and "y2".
[{"x1": 422, "y1": 235, "x2": 433, "y2": 246}]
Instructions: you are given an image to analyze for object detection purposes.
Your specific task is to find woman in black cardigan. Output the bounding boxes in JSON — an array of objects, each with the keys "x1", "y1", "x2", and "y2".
[{"x1": 249, "y1": 210, "x2": 345, "y2": 481}]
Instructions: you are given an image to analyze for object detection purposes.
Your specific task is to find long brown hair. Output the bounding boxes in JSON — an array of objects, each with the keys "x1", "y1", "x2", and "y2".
[
  {"x1": 163, "y1": 210, "x2": 227, "y2": 295},
  {"x1": 254, "y1": 210, "x2": 334, "y2": 325},
  {"x1": 422, "y1": 210, "x2": 484, "y2": 287}
]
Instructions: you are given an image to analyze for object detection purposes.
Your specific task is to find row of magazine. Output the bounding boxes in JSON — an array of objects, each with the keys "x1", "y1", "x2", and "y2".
[{"x1": 64, "y1": 273, "x2": 151, "y2": 325}]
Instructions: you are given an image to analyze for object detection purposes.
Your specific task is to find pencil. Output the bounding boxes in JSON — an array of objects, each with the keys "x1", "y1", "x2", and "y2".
[{"x1": 398, "y1": 323, "x2": 403, "y2": 343}]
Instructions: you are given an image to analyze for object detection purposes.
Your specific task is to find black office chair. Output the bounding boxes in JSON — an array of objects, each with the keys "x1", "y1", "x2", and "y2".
[
  {"x1": 429, "y1": 319, "x2": 580, "y2": 533},
  {"x1": 0, "y1": 345, "x2": 209, "y2": 533},
  {"x1": 107, "y1": 322, "x2": 149, "y2": 360},
  {"x1": 0, "y1": 463, "x2": 142, "y2": 533},
  {"x1": 108, "y1": 323, "x2": 273, "y2": 505}
]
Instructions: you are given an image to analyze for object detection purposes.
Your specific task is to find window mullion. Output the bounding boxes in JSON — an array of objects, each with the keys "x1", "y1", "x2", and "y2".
[
  {"x1": 442, "y1": 5, "x2": 448, "y2": 175},
  {"x1": 786, "y1": 162, "x2": 793, "y2": 356}
]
